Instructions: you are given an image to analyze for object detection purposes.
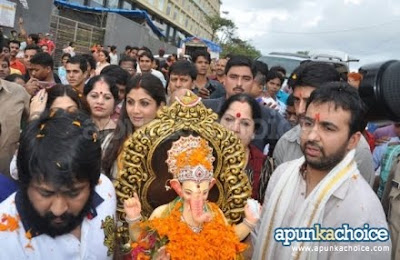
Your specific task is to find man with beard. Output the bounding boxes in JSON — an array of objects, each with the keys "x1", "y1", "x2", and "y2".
[
  {"x1": 252, "y1": 82, "x2": 391, "y2": 260},
  {"x1": 202, "y1": 55, "x2": 291, "y2": 153},
  {"x1": 273, "y1": 61, "x2": 375, "y2": 186},
  {"x1": 214, "y1": 58, "x2": 227, "y2": 85},
  {"x1": 0, "y1": 110, "x2": 116, "y2": 259}
]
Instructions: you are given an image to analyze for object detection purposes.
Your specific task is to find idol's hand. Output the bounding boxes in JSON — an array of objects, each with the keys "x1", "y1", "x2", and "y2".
[
  {"x1": 244, "y1": 200, "x2": 261, "y2": 226},
  {"x1": 123, "y1": 192, "x2": 142, "y2": 220},
  {"x1": 154, "y1": 246, "x2": 170, "y2": 260}
]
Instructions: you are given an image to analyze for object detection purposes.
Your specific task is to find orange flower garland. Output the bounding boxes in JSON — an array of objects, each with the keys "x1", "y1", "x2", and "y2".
[
  {"x1": 139, "y1": 201, "x2": 247, "y2": 259},
  {"x1": 174, "y1": 139, "x2": 213, "y2": 173}
]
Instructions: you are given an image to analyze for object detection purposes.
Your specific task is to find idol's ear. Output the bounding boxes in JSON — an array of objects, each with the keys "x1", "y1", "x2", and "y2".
[
  {"x1": 209, "y1": 178, "x2": 216, "y2": 190},
  {"x1": 170, "y1": 179, "x2": 182, "y2": 197}
]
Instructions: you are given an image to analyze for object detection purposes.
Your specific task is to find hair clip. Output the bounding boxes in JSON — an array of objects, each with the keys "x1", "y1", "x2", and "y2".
[
  {"x1": 55, "y1": 162, "x2": 61, "y2": 168},
  {"x1": 36, "y1": 123, "x2": 46, "y2": 139},
  {"x1": 49, "y1": 109, "x2": 57, "y2": 118},
  {"x1": 72, "y1": 120, "x2": 81, "y2": 127},
  {"x1": 292, "y1": 74, "x2": 297, "y2": 80},
  {"x1": 92, "y1": 132, "x2": 97, "y2": 143}
]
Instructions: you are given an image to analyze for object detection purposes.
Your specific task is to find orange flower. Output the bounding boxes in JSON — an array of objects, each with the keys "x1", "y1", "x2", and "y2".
[
  {"x1": 25, "y1": 229, "x2": 34, "y2": 250},
  {"x1": 137, "y1": 252, "x2": 150, "y2": 260},
  {"x1": 141, "y1": 201, "x2": 246, "y2": 259},
  {"x1": 174, "y1": 139, "x2": 213, "y2": 173},
  {"x1": 0, "y1": 214, "x2": 19, "y2": 232},
  {"x1": 25, "y1": 230, "x2": 32, "y2": 240}
]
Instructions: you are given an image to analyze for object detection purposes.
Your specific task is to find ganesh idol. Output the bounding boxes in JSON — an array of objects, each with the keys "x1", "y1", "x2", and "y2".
[{"x1": 123, "y1": 135, "x2": 260, "y2": 259}]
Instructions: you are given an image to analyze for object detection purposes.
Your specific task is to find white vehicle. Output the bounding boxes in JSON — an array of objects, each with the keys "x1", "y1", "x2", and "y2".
[{"x1": 257, "y1": 51, "x2": 356, "y2": 77}]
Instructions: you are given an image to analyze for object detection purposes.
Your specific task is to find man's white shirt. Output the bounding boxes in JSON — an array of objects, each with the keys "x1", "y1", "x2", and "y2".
[{"x1": 0, "y1": 174, "x2": 116, "y2": 260}]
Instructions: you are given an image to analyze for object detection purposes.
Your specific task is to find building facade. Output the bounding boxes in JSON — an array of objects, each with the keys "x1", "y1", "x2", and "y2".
[{"x1": 74, "y1": 0, "x2": 220, "y2": 46}]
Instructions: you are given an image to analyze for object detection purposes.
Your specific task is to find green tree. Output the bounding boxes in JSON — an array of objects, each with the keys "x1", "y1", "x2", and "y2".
[
  {"x1": 205, "y1": 15, "x2": 235, "y2": 42},
  {"x1": 221, "y1": 38, "x2": 261, "y2": 59},
  {"x1": 205, "y1": 14, "x2": 261, "y2": 59}
]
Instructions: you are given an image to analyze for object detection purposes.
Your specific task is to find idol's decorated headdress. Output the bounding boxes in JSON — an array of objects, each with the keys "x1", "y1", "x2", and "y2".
[{"x1": 166, "y1": 135, "x2": 215, "y2": 183}]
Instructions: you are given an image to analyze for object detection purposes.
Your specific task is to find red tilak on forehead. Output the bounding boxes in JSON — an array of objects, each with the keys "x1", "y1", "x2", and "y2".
[
  {"x1": 236, "y1": 113, "x2": 241, "y2": 118},
  {"x1": 314, "y1": 113, "x2": 321, "y2": 122}
]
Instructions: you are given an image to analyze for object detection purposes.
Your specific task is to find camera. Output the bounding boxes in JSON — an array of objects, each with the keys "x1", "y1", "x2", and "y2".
[{"x1": 359, "y1": 60, "x2": 400, "y2": 121}]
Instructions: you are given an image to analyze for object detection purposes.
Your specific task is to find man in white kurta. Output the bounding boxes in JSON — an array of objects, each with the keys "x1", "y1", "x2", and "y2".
[
  {"x1": 252, "y1": 83, "x2": 391, "y2": 260},
  {"x1": 0, "y1": 110, "x2": 117, "y2": 260},
  {"x1": 0, "y1": 174, "x2": 116, "y2": 260}
]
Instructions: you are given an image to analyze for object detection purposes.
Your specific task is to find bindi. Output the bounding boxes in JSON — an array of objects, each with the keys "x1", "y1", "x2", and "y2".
[
  {"x1": 314, "y1": 113, "x2": 320, "y2": 122},
  {"x1": 236, "y1": 113, "x2": 241, "y2": 118}
]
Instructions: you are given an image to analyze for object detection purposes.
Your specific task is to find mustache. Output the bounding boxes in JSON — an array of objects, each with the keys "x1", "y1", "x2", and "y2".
[
  {"x1": 233, "y1": 87, "x2": 244, "y2": 92},
  {"x1": 44, "y1": 212, "x2": 74, "y2": 222},
  {"x1": 304, "y1": 141, "x2": 323, "y2": 151}
]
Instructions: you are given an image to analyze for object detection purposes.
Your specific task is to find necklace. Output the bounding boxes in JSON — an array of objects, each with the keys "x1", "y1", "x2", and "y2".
[
  {"x1": 180, "y1": 215, "x2": 203, "y2": 233},
  {"x1": 98, "y1": 117, "x2": 111, "y2": 131}
]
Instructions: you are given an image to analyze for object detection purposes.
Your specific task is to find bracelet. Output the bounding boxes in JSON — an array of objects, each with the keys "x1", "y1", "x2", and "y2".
[
  {"x1": 125, "y1": 215, "x2": 142, "y2": 224},
  {"x1": 243, "y1": 218, "x2": 256, "y2": 231}
]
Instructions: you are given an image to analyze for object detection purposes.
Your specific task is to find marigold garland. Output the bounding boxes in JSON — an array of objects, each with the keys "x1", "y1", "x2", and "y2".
[
  {"x1": 174, "y1": 139, "x2": 213, "y2": 173},
  {"x1": 135, "y1": 201, "x2": 247, "y2": 259}
]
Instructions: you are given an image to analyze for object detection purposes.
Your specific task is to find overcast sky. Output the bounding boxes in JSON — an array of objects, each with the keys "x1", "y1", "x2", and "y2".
[{"x1": 220, "y1": 0, "x2": 400, "y2": 70}]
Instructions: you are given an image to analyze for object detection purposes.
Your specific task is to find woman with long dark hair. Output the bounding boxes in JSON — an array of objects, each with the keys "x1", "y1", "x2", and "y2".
[{"x1": 102, "y1": 73, "x2": 166, "y2": 179}]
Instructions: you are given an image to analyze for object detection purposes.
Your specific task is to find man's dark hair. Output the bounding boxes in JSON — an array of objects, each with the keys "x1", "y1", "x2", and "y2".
[
  {"x1": 25, "y1": 44, "x2": 42, "y2": 53},
  {"x1": 191, "y1": 50, "x2": 211, "y2": 63},
  {"x1": 30, "y1": 52, "x2": 54, "y2": 69},
  {"x1": 254, "y1": 60, "x2": 268, "y2": 77},
  {"x1": 288, "y1": 61, "x2": 340, "y2": 90},
  {"x1": 9, "y1": 39, "x2": 20, "y2": 47},
  {"x1": 28, "y1": 33, "x2": 39, "y2": 44},
  {"x1": 224, "y1": 55, "x2": 257, "y2": 77},
  {"x1": 139, "y1": 46, "x2": 152, "y2": 55},
  {"x1": 266, "y1": 69, "x2": 284, "y2": 84},
  {"x1": 101, "y1": 65, "x2": 130, "y2": 86},
  {"x1": 119, "y1": 56, "x2": 136, "y2": 67},
  {"x1": 67, "y1": 55, "x2": 88, "y2": 73},
  {"x1": 270, "y1": 65, "x2": 286, "y2": 77},
  {"x1": 81, "y1": 53, "x2": 97, "y2": 70},
  {"x1": 61, "y1": 53, "x2": 71, "y2": 60},
  {"x1": 125, "y1": 45, "x2": 132, "y2": 51},
  {"x1": 139, "y1": 51, "x2": 154, "y2": 61},
  {"x1": 17, "y1": 110, "x2": 101, "y2": 189},
  {"x1": 306, "y1": 81, "x2": 366, "y2": 136},
  {"x1": 110, "y1": 45, "x2": 117, "y2": 52},
  {"x1": 132, "y1": 46, "x2": 139, "y2": 51},
  {"x1": 169, "y1": 60, "x2": 197, "y2": 80}
]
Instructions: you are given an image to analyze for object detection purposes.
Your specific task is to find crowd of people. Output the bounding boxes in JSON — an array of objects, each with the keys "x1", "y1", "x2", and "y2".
[{"x1": 0, "y1": 23, "x2": 398, "y2": 259}]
